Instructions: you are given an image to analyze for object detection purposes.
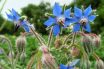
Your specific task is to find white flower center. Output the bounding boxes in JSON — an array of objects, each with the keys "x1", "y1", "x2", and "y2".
[
  {"x1": 56, "y1": 16, "x2": 65, "y2": 26},
  {"x1": 79, "y1": 17, "x2": 88, "y2": 26}
]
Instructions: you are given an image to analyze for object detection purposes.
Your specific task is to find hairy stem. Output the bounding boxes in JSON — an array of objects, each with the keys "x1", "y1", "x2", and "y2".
[
  {"x1": 30, "y1": 27, "x2": 44, "y2": 46},
  {"x1": 48, "y1": 26, "x2": 53, "y2": 50}
]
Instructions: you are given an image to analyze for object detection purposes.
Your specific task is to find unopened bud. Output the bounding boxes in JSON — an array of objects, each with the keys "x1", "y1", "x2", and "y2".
[
  {"x1": 8, "y1": 51, "x2": 14, "y2": 59},
  {"x1": 95, "y1": 59, "x2": 104, "y2": 69},
  {"x1": 70, "y1": 46, "x2": 80, "y2": 57},
  {"x1": 16, "y1": 33, "x2": 26, "y2": 53},
  {"x1": 92, "y1": 34, "x2": 101, "y2": 48},
  {"x1": 0, "y1": 49, "x2": 3, "y2": 54},
  {"x1": 81, "y1": 33, "x2": 93, "y2": 54},
  {"x1": 20, "y1": 51, "x2": 26, "y2": 64},
  {"x1": 54, "y1": 38, "x2": 62, "y2": 49},
  {"x1": 40, "y1": 46, "x2": 57, "y2": 69}
]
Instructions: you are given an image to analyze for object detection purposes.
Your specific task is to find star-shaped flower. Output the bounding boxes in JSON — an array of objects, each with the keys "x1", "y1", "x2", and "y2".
[
  {"x1": 73, "y1": 5, "x2": 96, "y2": 32},
  {"x1": 6, "y1": 9, "x2": 20, "y2": 22},
  {"x1": 44, "y1": 3, "x2": 74, "y2": 36},
  {"x1": 60, "y1": 59, "x2": 80, "y2": 69},
  {"x1": 6, "y1": 9, "x2": 33, "y2": 32}
]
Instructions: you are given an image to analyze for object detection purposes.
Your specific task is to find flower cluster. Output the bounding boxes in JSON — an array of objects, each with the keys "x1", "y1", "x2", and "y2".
[
  {"x1": 44, "y1": 3, "x2": 96, "y2": 36},
  {"x1": 4, "y1": 2, "x2": 101, "y2": 69}
]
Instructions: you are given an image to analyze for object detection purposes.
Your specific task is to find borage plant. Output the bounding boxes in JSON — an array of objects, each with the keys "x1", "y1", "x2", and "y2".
[{"x1": 0, "y1": 2, "x2": 104, "y2": 69}]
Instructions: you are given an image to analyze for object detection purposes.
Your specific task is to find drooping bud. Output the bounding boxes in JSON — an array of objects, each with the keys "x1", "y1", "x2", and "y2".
[
  {"x1": 95, "y1": 59, "x2": 104, "y2": 69},
  {"x1": 16, "y1": 32, "x2": 26, "y2": 53},
  {"x1": 81, "y1": 33, "x2": 93, "y2": 54},
  {"x1": 54, "y1": 38, "x2": 62, "y2": 49},
  {"x1": 40, "y1": 45, "x2": 57, "y2": 69},
  {"x1": 92, "y1": 34, "x2": 101, "y2": 48},
  {"x1": 20, "y1": 51, "x2": 26, "y2": 64},
  {"x1": 8, "y1": 51, "x2": 14, "y2": 60},
  {"x1": 70, "y1": 46, "x2": 80, "y2": 57},
  {"x1": 0, "y1": 48, "x2": 3, "y2": 54}
]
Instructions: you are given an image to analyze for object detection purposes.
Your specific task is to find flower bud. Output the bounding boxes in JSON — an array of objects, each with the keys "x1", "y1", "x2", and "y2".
[
  {"x1": 16, "y1": 32, "x2": 26, "y2": 53},
  {"x1": 81, "y1": 33, "x2": 93, "y2": 54},
  {"x1": 95, "y1": 59, "x2": 104, "y2": 69},
  {"x1": 54, "y1": 38, "x2": 62, "y2": 49},
  {"x1": 8, "y1": 51, "x2": 14, "y2": 59},
  {"x1": 20, "y1": 51, "x2": 26, "y2": 64},
  {"x1": 40, "y1": 46, "x2": 57, "y2": 69},
  {"x1": 0, "y1": 48, "x2": 3, "y2": 54},
  {"x1": 70, "y1": 46, "x2": 80, "y2": 57},
  {"x1": 92, "y1": 34, "x2": 101, "y2": 48}
]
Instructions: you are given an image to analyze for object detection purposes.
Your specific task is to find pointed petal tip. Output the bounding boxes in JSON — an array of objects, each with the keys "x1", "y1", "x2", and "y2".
[{"x1": 53, "y1": 3, "x2": 62, "y2": 16}]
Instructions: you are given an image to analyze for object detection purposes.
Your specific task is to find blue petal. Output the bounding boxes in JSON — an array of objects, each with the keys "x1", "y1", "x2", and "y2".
[
  {"x1": 64, "y1": 21, "x2": 71, "y2": 27},
  {"x1": 84, "y1": 5, "x2": 92, "y2": 17},
  {"x1": 11, "y1": 9, "x2": 20, "y2": 21},
  {"x1": 60, "y1": 64, "x2": 67, "y2": 69},
  {"x1": 64, "y1": 18, "x2": 77, "y2": 26},
  {"x1": 83, "y1": 23, "x2": 91, "y2": 32},
  {"x1": 88, "y1": 15, "x2": 96, "y2": 22},
  {"x1": 53, "y1": 25, "x2": 60, "y2": 36},
  {"x1": 6, "y1": 13, "x2": 14, "y2": 21},
  {"x1": 21, "y1": 21, "x2": 30, "y2": 32},
  {"x1": 73, "y1": 23, "x2": 80, "y2": 32},
  {"x1": 67, "y1": 66, "x2": 74, "y2": 69},
  {"x1": 64, "y1": 8, "x2": 71, "y2": 18},
  {"x1": 70, "y1": 59, "x2": 80, "y2": 67},
  {"x1": 74, "y1": 7, "x2": 82, "y2": 17},
  {"x1": 53, "y1": 3, "x2": 62, "y2": 16},
  {"x1": 44, "y1": 17, "x2": 55, "y2": 26}
]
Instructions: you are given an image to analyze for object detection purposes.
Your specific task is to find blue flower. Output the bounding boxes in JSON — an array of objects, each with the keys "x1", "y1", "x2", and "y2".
[
  {"x1": 6, "y1": 9, "x2": 33, "y2": 32},
  {"x1": 60, "y1": 59, "x2": 80, "y2": 69},
  {"x1": 44, "y1": 3, "x2": 73, "y2": 36},
  {"x1": 73, "y1": 5, "x2": 96, "y2": 32},
  {"x1": 6, "y1": 9, "x2": 20, "y2": 22}
]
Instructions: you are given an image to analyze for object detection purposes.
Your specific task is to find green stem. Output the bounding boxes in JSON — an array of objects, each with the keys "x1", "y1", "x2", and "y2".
[
  {"x1": 67, "y1": 32, "x2": 77, "y2": 49},
  {"x1": 48, "y1": 26, "x2": 53, "y2": 50},
  {"x1": 0, "y1": 20, "x2": 7, "y2": 32},
  {"x1": 30, "y1": 27, "x2": 44, "y2": 46},
  {"x1": 63, "y1": 33, "x2": 72, "y2": 44}
]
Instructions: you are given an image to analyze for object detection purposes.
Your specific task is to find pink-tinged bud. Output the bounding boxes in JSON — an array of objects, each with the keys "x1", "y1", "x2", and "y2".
[
  {"x1": 70, "y1": 46, "x2": 80, "y2": 57},
  {"x1": 16, "y1": 32, "x2": 26, "y2": 53},
  {"x1": 54, "y1": 38, "x2": 62, "y2": 49},
  {"x1": 81, "y1": 33, "x2": 101, "y2": 54},
  {"x1": 8, "y1": 51, "x2": 14, "y2": 59},
  {"x1": 95, "y1": 59, "x2": 104, "y2": 69},
  {"x1": 81, "y1": 33, "x2": 93, "y2": 54},
  {"x1": 92, "y1": 34, "x2": 101, "y2": 48},
  {"x1": 40, "y1": 46, "x2": 57, "y2": 69}
]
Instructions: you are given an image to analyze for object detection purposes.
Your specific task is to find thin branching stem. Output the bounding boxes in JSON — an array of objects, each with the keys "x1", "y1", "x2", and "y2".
[
  {"x1": 63, "y1": 33, "x2": 72, "y2": 44},
  {"x1": 26, "y1": 54, "x2": 35, "y2": 69}
]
